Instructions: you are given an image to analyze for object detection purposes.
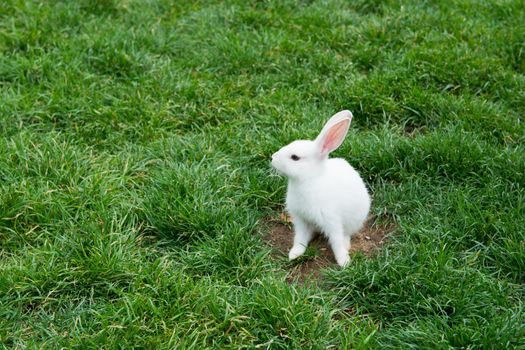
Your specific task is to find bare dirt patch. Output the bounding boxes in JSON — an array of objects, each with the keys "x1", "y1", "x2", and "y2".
[{"x1": 262, "y1": 213, "x2": 395, "y2": 284}]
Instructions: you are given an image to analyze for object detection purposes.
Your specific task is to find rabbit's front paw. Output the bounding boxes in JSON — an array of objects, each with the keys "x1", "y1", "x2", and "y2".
[
  {"x1": 335, "y1": 253, "x2": 350, "y2": 267},
  {"x1": 288, "y1": 245, "x2": 306, "y2": 260}
]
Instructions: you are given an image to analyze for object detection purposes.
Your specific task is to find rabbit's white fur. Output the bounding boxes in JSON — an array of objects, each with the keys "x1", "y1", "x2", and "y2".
[{"x1": 271, "y1": 110, "x2": 370, "y2": 266}]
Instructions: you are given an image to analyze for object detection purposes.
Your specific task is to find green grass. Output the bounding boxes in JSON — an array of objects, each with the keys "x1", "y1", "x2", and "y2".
[{"x1": 1, "y1": 0, "x2": 524, "y2": 348}]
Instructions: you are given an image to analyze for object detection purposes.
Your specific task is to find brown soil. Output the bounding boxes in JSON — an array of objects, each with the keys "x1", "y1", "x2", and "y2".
[{"x1": 262, "y1": 213, "x2": 395, "y2": 284}]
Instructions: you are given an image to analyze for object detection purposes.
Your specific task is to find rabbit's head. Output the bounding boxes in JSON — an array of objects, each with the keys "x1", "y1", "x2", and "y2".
[{"x1": 271, "y1": 110, "x2": 352, "y2": 180}]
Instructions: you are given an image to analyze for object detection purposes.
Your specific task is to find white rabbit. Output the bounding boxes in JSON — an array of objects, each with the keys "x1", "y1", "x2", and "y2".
[{"x1": 271, "y1": 110, "x2": 371, "y2": 267}]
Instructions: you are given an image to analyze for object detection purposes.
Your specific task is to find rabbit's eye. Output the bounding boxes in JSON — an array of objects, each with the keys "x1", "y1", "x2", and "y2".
[{"x1": 291, "y1": 154, "x2": 300, "y2": 161}]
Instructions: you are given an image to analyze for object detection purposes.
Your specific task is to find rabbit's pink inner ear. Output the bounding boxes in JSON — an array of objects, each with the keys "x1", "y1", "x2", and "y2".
[{"x1": 321, "y1": 119, "x2": 350, "y2": 156}]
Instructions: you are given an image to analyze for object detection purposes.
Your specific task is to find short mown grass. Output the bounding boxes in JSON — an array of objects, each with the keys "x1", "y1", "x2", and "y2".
[{"x1": 1, "y1": 0, "x2": 524, "y2": 348}]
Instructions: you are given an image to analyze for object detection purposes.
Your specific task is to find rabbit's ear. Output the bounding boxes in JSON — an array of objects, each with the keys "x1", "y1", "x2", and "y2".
[{"x1": 315, "y1": 110, "x2": 352, "y2": 156}]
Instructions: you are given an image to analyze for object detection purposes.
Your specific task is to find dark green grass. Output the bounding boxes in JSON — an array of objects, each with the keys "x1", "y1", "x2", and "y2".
[{"x1": 1, "y1": 0, "x2": 524, "y2": 348}]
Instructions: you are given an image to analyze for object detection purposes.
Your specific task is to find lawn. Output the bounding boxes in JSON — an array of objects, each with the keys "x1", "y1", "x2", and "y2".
[{"x1": 1, "y1": 0, "x2": 524, "y2": 348}]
